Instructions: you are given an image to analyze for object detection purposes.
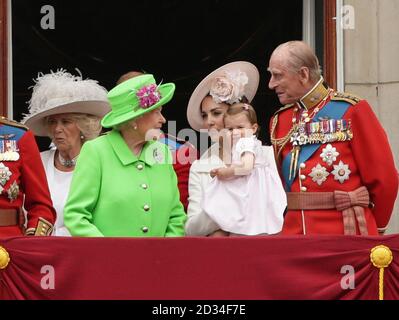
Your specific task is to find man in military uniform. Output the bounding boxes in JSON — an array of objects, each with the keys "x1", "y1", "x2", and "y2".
[
  {"x1": 0, "y1": 117, "x2": 56, "y2": 237},
  {"x1": 268, "y1": 41, "x2": 398, "y2": 235},
  {"x1": 116, "y1": 71, "x2": 198, "y2": 211}
]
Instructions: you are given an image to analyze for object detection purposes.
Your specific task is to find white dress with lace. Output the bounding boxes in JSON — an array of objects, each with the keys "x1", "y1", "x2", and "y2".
[{"x1": 201, "y1": 136, "x2": 287, "y2": 235}]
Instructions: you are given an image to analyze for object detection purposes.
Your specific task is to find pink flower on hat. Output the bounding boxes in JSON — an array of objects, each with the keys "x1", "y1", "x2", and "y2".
[
  {"x1": 136, "y1": 84, "x2": 162, "y2": 108},
  {"x1": 210, "y1": 77, "x2": 234, "y2": 104},
  {"x1": 210, "y1": 70, "x2": 249, "y2": 105}
]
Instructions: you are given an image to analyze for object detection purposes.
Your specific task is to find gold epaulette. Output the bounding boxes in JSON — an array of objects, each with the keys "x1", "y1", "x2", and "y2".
[
  {"x1": 0, "y1": 116, "x2": 29, "y2": 130},
  {"x1": 272, "y1": 104, "x2": 295, "y2": 117},
  {"x1": 331, "y1": 91, "x2": 362, "y2": 105}
]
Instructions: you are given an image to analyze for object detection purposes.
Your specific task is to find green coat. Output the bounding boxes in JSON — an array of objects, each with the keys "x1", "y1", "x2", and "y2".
[{"x1": 64, "y1": 130, "x2": 186, "y2": 237}]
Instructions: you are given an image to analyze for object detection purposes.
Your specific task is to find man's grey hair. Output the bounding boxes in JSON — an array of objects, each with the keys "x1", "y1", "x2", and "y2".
[{"x1": 273, "y1": 41, "x2": 322, "y2": 83}]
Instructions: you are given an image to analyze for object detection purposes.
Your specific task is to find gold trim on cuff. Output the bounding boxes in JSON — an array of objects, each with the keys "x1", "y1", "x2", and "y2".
[
  {"x1": 25, "y1": 218, "x2": 54, "y2": 236},
  {"x1": 34, "y1": 218, "x2": 54, "y2": 236}
]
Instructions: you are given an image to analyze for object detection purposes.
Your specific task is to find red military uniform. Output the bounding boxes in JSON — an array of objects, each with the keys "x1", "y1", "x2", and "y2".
[
  {"x1": 0, "y1": 117, "x2": 56, "y2": 237},
  {"x1": 160, "y1": 134, "x2": 198, "y2": 211},
  {"x1": 270, "y1": 81, "x2": 398, "y2": 235}
]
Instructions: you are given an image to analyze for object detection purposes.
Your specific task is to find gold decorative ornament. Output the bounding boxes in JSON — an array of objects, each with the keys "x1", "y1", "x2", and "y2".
[
  {"x1": 0, "y1": 246, "x2": 10, "y2": 269},
  {"x1": 370, "y1": 245, "x2": 393, "y2": 300},
  {"x1": 34, "y1": 218, "x2": 54, "y2": 236}
]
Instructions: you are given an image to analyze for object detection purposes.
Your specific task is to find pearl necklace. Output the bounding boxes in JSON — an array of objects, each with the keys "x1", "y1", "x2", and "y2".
[{"x1": 58, "y1": 152, "x2": 78, "y2": 167}]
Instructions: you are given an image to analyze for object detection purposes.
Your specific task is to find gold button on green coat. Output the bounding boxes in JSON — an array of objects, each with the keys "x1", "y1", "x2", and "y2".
[
  {"x1": 142, "y1": 227, "x2": 149, "y2": 233},
  {"x1": 64, "y1": 130, "x2": 186, "y2": 237}
]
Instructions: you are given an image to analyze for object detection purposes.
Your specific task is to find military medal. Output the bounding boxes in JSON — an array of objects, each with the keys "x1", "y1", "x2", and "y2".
[
  {"x1": 332, "y1": 161, "x2": 351, "y2": 184},
  {"x1": 289, "y1": 117, "x2": 308, "y2": 180},
  {"x1": 0, "y1": 163, "x2": 12, "y2": 186},
  {"x1": 7, "y1": 181, "x2": 19, "y2": 202},
  {"x1": 0, "y1": 140, "x2": 20, "y2": 162},
  {"x1": 320, "y1": 144, "x2": 339, "y2": 166},
  {"x1": 304, "y1": 119, "x2": 353, "y2": 145},
  {"x1": 309, "y1": 164, "x2": 330, "y2": 186}
]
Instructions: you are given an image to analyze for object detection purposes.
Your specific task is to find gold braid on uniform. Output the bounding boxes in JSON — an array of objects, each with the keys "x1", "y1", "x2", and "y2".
[
  {"x1": 331, "y1": 91, "x2": 361, "y2": 105},
  {"x1": 270, "y1": 105, "x2": 297, "y2": 162}
]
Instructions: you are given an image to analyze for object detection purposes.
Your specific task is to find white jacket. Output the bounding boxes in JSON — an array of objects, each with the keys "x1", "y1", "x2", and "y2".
[
  {"x1": 185, "y1": 144, "x2": 225, "y2": 236},
  {"x1": 185, "y1": 143, "x2": 282, "y2": 236}
]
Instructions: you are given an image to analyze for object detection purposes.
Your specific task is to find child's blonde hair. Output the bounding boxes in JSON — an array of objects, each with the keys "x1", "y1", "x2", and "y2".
[{"x1": 224, "y1": 103, "x2": 260, "y2": 136}]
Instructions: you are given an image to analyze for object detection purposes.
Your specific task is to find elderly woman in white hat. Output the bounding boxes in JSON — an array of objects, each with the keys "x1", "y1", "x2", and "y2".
[
  {"x1": 63, "y1": 74, "x2": 186, "y2": 237},
  {"x1": 22, "y1": 70, "x2": 110, "y2": 236},
  {"x1": 185, "y1": 61, "x2": 260, "y2": 236}
]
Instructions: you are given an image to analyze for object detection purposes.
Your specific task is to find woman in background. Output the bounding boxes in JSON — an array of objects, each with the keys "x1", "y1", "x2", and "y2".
[{"x1": 23, "y1": 70, "x2": 110, "y2": 236}]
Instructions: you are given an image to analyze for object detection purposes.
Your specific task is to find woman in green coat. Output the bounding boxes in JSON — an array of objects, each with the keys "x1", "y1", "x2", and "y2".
[{"x1": 64, "y1": 74, "x2": 186, "y2": 237}]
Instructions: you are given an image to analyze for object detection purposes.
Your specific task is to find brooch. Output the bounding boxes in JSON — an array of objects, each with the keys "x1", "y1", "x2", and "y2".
[
  {"x1": 320, "y1": 144, "x2": 339, "y2": 166},
  {"x1": 331, "y1": 161, "x2": 351, "y2": 184},
  {"x1": 0, "y1": 163, "x2": 12, "y2": 186},
  {"x1": 309, "y1": 164, "x2": 330, "y2": 186}
]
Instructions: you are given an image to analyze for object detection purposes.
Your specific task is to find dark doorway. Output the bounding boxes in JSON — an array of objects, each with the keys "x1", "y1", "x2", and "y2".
[{"x1": 12, "y1": 0, "x2": 303, "y2": 150}]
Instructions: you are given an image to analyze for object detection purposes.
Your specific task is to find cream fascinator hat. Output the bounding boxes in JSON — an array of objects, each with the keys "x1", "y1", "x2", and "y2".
[
  {"x1": 187, "y1": 61, "x2": 259, "y2": 131},
  {"x1": 22, "y1": 69, "x2": 111, "y2": 136}
]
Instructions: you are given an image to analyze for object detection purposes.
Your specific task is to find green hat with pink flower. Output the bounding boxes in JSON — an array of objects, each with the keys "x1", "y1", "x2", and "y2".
[{"x1": 102, "y1": 74, "x2": 175, "y2": 128}]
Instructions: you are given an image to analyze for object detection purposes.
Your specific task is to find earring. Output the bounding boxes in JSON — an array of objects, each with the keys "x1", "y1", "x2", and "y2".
[
  {"x1": 80, "y1": 134, "x2": 85, "y2": 140},
  {"x1": 133, "y1": 123, "x2": 138, "y2": 130}
]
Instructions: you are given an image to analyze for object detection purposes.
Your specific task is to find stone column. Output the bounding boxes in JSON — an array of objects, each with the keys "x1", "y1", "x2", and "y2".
[{"x1": 344, "y1": 0, "x2": 399, "y2": 234}]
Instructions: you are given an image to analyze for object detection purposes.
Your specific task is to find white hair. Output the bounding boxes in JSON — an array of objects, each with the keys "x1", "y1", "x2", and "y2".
[{"x1": 273, "y1": 41, "x2": 322, "y2": 83}]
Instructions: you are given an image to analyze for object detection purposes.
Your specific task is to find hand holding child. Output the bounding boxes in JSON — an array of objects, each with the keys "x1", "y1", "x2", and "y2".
[{"x1": 210, "y1": 167, "x2": 235, "y2": 180}]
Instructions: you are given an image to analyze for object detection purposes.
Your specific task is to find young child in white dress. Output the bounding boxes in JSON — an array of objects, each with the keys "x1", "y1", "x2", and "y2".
[{"x1": 201, "y1": 103, "x2": 287, "y2": 236}]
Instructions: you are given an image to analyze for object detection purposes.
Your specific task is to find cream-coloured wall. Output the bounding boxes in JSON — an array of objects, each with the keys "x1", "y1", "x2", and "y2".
[{"x1": 344, "y1": 0, "x2": 399, "y2": 234}]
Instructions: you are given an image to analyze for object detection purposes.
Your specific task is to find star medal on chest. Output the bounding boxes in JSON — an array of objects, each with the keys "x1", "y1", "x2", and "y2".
[
  {"x1": 309, "y1": 164, "x2": 330, "y2": 186},
  {"x1": 7, "y1": 181, "x2": 19, "y2": 202},
  {"x1": 0, "y1": 163, "x2": 12, "y2": 187},
  {"x1": 331, "y1": 161, "x2": 351, "y2": 184},
  {"x1": 320, "y1": 144, "x2": 339, "y2": 166},
  {"x1": 0, "y1": 139, "x2": 20, "y2": 162}
]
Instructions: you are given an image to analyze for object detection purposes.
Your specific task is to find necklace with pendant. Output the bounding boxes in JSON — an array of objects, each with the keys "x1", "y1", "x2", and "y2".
[{"x1": 58, "y1": 152, "x2": 78, "y2": 167}]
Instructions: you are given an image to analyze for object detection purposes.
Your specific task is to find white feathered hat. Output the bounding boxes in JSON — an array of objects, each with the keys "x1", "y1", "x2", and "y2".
[{"x1": 22, "y1": 69, "x2": 111, "y2": 136}]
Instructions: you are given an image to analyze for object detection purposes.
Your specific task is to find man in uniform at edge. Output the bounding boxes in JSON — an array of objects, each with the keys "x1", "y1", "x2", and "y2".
[
  {"x1": 0, "y1": 116, "x2": 56, "y2": 237},
  {"x1": 268, "y1": 40, "x2": 398, "y2": 235}
]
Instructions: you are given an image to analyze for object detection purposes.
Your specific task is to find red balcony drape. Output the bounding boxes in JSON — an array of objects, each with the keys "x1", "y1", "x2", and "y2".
[{"x1": 1, "y1": 235, "x2": 398, "y2": 300}]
